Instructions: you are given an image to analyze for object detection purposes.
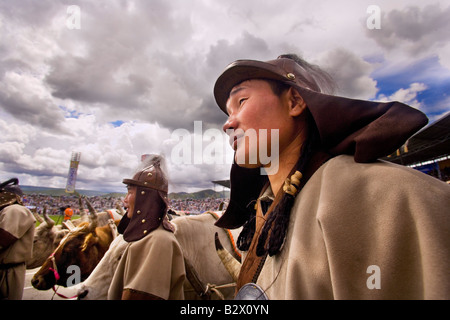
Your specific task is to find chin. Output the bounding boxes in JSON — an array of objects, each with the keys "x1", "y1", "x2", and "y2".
[
  {"x1": 126, "y1": 210, "x2": 133, "y2": 219},
  {"x1": 234, "y1": 154, "x2": 261, "y2": 169}
]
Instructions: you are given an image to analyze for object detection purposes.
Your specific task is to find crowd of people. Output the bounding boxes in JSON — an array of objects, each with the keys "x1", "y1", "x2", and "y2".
[
  {"x1": 21, "y1": 193, "x2": 228, "y2": 216},
  {"x1": 170, "y1": 197, "x2": 227, "y2": 214},
  {"x1": 21, "y1": 194, "x2": 121, "y2": 216}
]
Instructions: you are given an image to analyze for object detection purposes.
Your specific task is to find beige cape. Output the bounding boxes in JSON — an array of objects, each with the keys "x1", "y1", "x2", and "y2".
[
  {"x1": 108, "y1": 225, "x2": 185, "y2": 300},
  {"x1": 254, "y1": 155, "x2": 450, "y2": 299}
]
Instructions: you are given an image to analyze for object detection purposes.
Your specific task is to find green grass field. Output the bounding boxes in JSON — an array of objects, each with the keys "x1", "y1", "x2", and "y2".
[{"x1": 35, "y1": 215, "x2": 81, "y2": 227}]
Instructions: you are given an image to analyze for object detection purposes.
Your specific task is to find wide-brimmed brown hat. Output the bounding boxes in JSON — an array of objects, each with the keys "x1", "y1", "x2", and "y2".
[
  {"x1": 214, "y1": 57, "x2": 323, "y2": 113},
  {"x1": 214, "y1": 56, "x2": 428, "y2": 163},
  {"x1": 213, "y1": 56, "x2": 429, "y2": 229}
]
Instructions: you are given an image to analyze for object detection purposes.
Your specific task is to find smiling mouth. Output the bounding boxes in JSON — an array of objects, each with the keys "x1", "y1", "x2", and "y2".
[{"x1": 229, "y1": 134, "x2": 243, "y2": 151}]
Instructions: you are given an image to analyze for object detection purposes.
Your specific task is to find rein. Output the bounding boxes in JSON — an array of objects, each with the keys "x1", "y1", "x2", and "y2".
[
  {"x1": 48, "y1": 253, "x2": 60, "y2": 281},
  {"x1": 51, "y1": 285, "x2": 79, "y2": 300},
  {"x1": 48, "y1": 242, "x2": 78, "y2": 299},
  {"x1": 48, "y1": 253, "x2": 79, "y2": 299}
]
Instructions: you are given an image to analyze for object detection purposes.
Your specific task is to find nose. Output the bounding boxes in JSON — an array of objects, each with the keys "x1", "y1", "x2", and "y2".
[
  {"x1": 31, "y1": 275, "x2": 49, "y2": 290},
  {"x1": 123, "y1": 194, "x2": 130, "y2": 207},
  {"x1": 31, "y1": 277, "x2": 40, "y2": 288},
  {"x1": 223, "y1": 115, "x2": 237, "y2": 134}
]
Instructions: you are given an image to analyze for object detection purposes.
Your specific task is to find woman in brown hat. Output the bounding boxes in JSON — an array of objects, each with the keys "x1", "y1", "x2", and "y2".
[
  {"x1": 108, "y1": 155, "x2": 185, "y2": 300},
  {"x1": 214, "y1": 54, "x2": 450, "y2": 299}
]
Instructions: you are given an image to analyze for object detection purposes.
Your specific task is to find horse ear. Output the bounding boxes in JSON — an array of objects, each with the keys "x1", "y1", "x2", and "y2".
[{"x1": 81, "y1": 233, "x2": 98, "y2": 252}]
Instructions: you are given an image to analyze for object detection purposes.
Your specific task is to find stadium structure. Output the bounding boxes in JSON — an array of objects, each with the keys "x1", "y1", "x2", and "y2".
[{"x1": 382, "y1": 112, "x2": 450, "y2": 182}]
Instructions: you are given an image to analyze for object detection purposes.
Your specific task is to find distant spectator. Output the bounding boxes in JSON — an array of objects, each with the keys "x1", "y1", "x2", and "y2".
[{"x1": 63, "y1": 205, "x2": 74, "y2": 221}]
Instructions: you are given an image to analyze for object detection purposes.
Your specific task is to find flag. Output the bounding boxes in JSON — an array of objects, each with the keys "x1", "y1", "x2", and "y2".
[{"x1": 66, "y1": 152, "x2": 81, "y2": 193}]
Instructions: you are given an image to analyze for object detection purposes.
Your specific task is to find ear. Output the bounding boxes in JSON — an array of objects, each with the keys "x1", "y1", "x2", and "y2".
[{"x1": 287, "y1": 87, "x2": 307, "y2": 117}]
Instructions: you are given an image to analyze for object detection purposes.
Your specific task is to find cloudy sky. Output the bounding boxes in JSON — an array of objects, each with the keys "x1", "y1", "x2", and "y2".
[{"x1": 1, "y1": 0, "x2": 449, "y2": 193}]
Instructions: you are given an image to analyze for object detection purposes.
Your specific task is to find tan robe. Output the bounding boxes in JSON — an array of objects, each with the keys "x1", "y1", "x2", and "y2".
[
  {"x1": 0, "y1": 204, "x2": 35, "y2": 300},
  {"x1": 108, "y1": 225, "x2": 185, "y2": 300},
  {"x1": 253, "y1": 155, "x2": 450, "y2": 300}
]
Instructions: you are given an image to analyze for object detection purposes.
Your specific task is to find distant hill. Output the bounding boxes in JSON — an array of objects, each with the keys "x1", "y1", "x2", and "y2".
[
  {"x1": 20, "y1": 185, "x2": 111, "y2": 197},
  {"x1": 169, "y1": 189, "x2": 229, "y2": 200},
  {"x1": 21, "y1": 185, "x2": 229, "y2": 199},
  {"x1": 21, "y1": 185, "x2": 109, "y2": 197}
]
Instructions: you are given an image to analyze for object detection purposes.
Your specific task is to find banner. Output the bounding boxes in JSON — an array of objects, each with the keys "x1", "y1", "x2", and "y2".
[{"x1": 65, "y1": 151, "x2": 81, "y2": 193}]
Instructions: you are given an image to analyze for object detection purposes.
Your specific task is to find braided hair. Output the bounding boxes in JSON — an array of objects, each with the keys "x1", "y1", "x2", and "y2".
[{"x1": 256, "y1": 116, "x2": 320, "y2": 256}]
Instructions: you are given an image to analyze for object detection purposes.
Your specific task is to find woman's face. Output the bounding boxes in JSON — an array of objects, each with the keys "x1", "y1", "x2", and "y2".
[
  {"x1": 123, "y1": 185, "x2": 137, "y2": 218},
  {"x1": 223, "y1": 79, "x2": 300, "y2": 172}
]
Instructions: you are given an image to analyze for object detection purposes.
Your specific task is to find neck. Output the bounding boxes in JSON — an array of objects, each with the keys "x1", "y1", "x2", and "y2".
[{"x1": 265, "y1": 134, "x2": 305, "y2": 196}]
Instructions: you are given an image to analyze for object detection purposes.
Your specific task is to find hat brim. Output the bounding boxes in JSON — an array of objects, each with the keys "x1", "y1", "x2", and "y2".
[
  {"x1": 214, "y1": 59, "x2": 307, "y2": 114},
  {"x1": 213, "y1": 58, "x2": 428, "y2": 163}
]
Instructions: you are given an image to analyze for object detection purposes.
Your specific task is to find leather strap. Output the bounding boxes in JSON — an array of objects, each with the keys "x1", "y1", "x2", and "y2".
[{"x1": 236, "y1": 199, "x2": 270, "y2": 290}]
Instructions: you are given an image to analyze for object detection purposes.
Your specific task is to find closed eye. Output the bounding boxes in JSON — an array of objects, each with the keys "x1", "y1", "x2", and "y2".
[{"x1": 239, "y1": 98, "x2": 247, "y2": 105}]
